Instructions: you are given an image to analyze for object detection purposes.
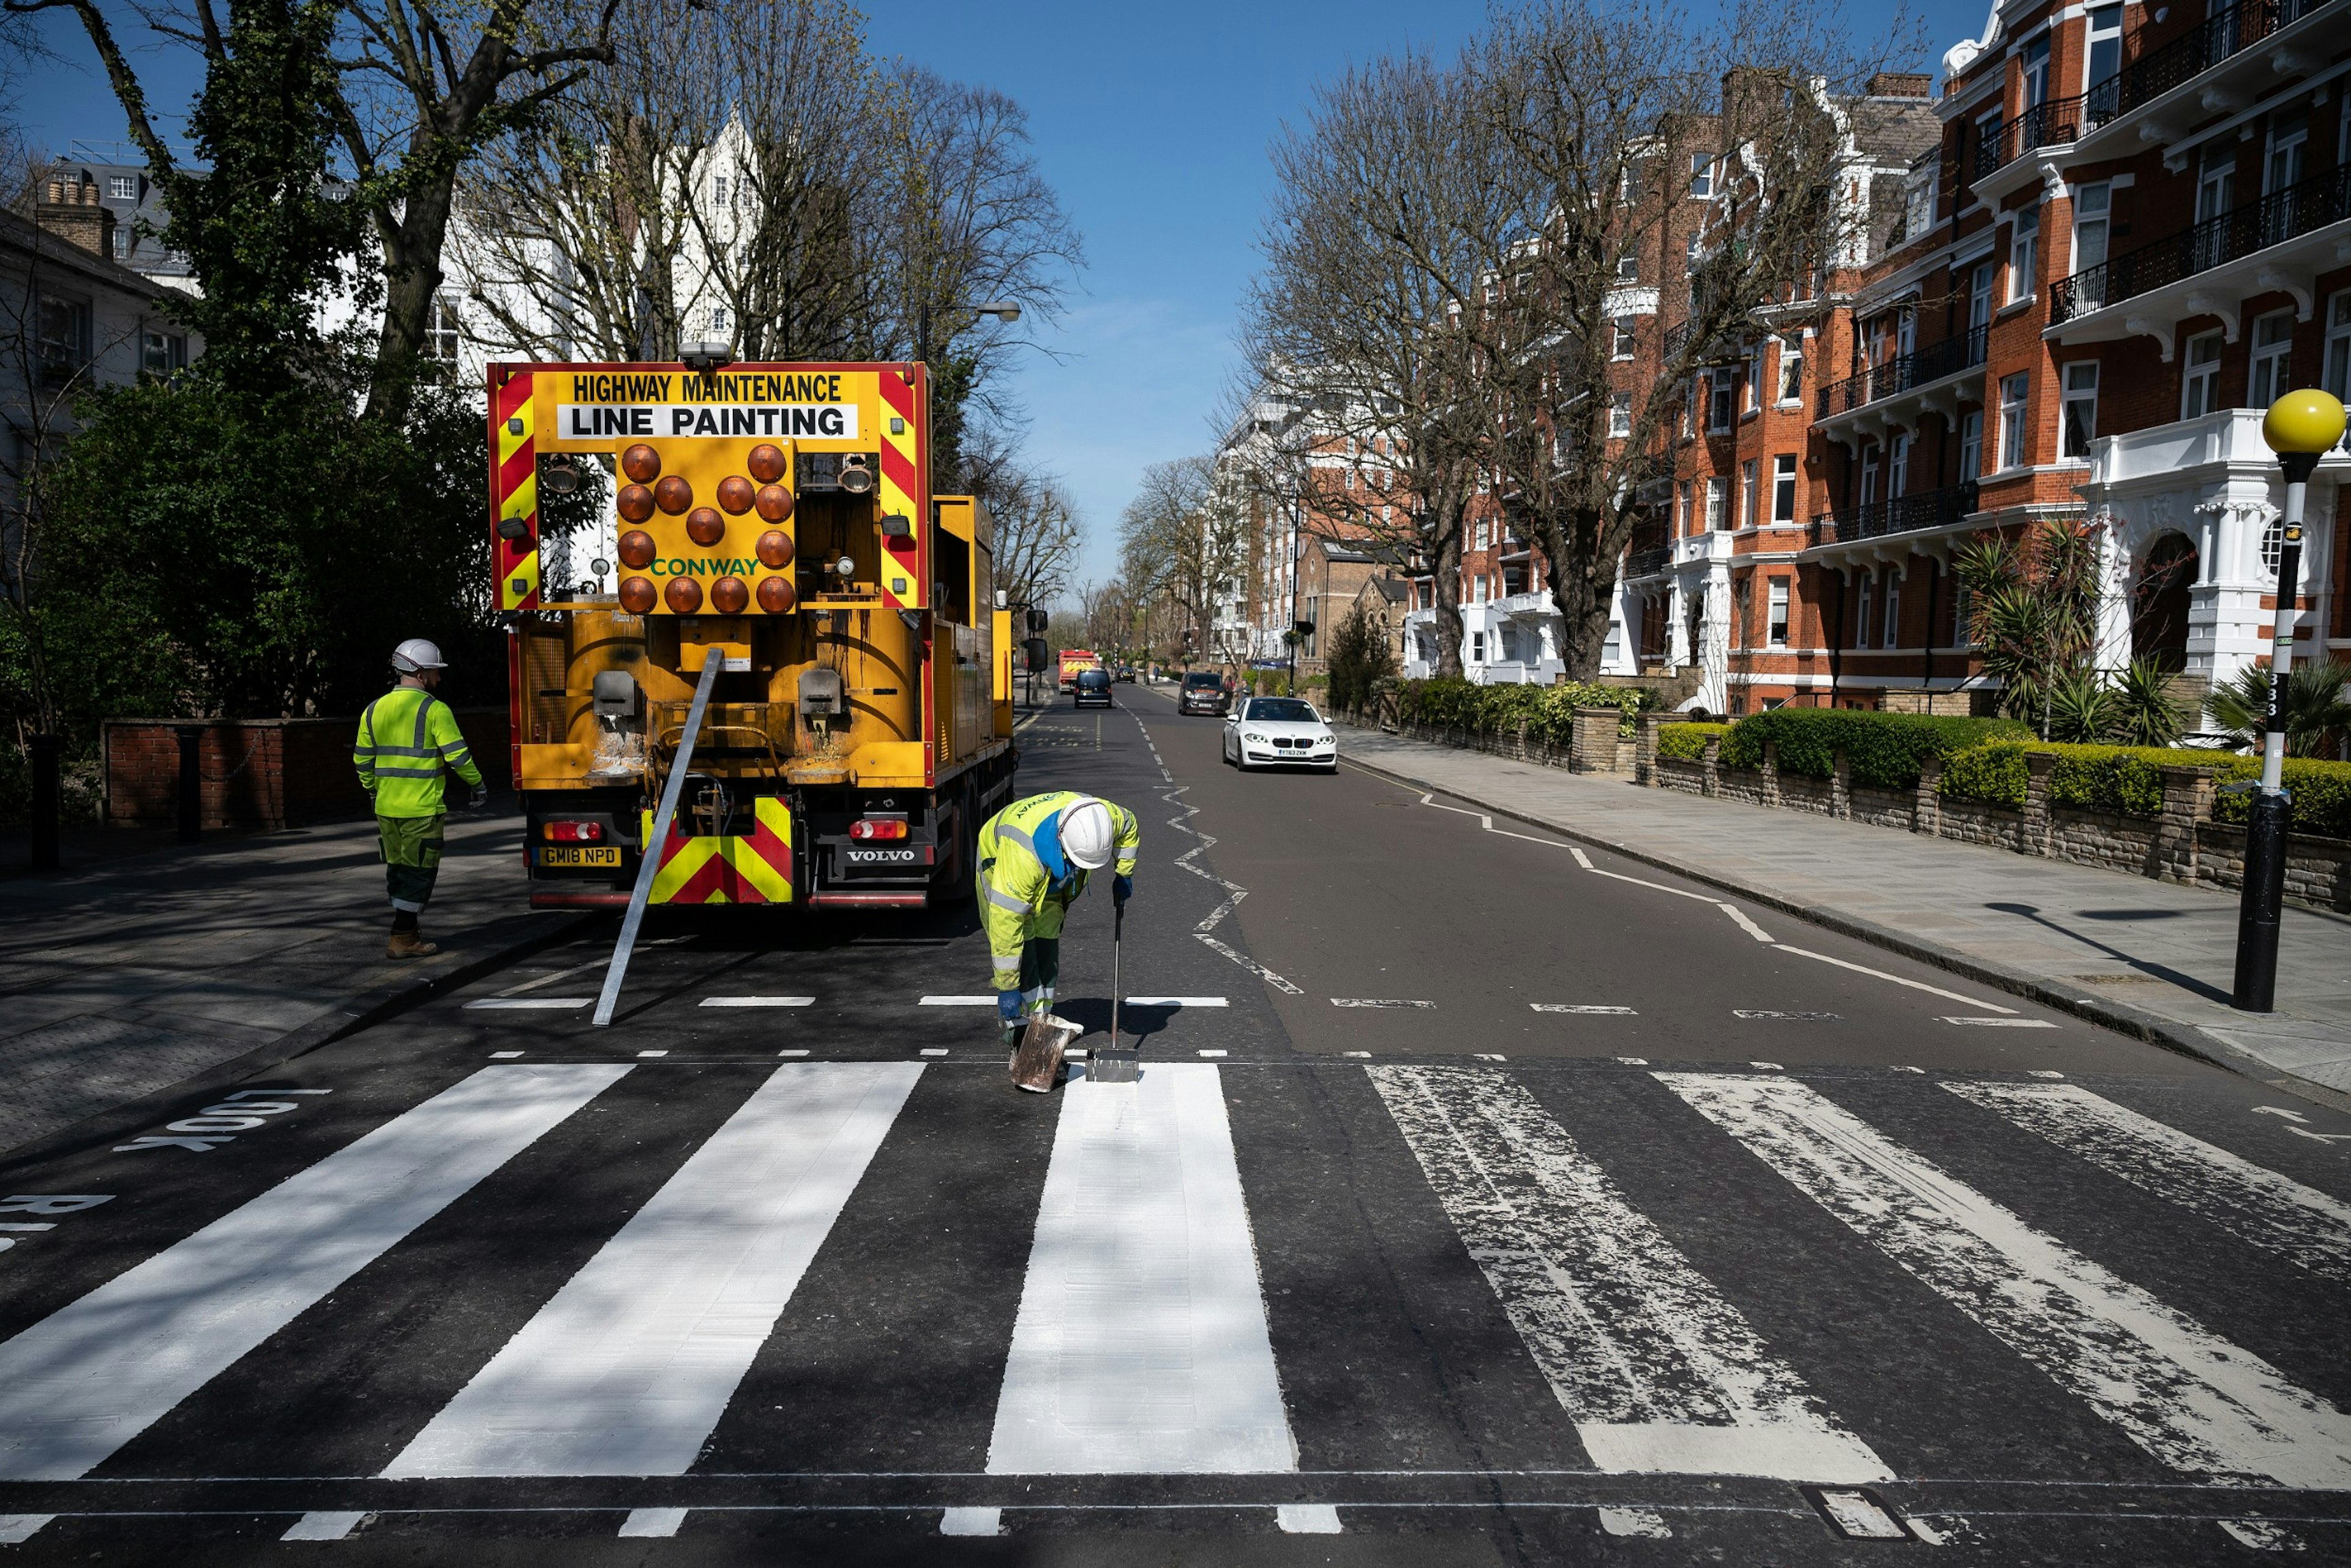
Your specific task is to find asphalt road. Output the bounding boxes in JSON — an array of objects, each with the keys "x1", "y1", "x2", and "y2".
[{"x1": 0, "y1": 681, "x2": 2345, "y2": 1565}]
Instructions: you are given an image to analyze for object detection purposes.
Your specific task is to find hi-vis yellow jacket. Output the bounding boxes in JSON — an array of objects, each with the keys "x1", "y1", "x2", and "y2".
[
  {"x1": 977, "y1": 791, "x2": 1141, "y2": 990},
  {"x1": 354, "y1": 686, "x2": 484, "y2": 817}
]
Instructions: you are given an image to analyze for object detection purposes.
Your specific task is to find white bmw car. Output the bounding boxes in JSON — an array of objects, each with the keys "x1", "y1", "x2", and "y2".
[{"x1": 1221, "y1": 696, "x2": 1339, "y2": 773}]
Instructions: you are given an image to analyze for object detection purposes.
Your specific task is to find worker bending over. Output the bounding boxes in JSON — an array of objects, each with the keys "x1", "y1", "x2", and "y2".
[{"x1": 978, "y1": 791, "x2": 1140, "y2": 1048}]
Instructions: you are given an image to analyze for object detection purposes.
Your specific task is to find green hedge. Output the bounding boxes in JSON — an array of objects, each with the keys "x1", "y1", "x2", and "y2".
[
  {"x1": 1656, "y1": 722, "x2": 1731, "y2": 762},
  {"x1": 1934, "y1": 743, "x2": 2351, "y2": 841},
  {"x1": 1393, "y1": 678, "x2": 1656, "y2": 742},
  {"x1": 1717, "y1": 708, "x2": 2030, "y2": 790}
]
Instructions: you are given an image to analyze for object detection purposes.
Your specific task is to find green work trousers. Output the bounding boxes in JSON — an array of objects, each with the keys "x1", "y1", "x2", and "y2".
[{"x1": 378, "y1": 812, "x2": 445, "y2": 914}]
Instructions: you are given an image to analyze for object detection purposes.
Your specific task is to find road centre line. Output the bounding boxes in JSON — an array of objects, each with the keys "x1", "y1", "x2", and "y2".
[
  {"x1": 1770, "y1": 944, "x2": 2017, "y2": 1013},
  {"x1": 1161, "y1": 776, "x2": 1303, "y2": 996},
  {"x1": 0, "y1": 1064, "x2": 630, "y2": 1480},
  {"x1": 387, "y1": 1063, "x2": 921, "y2": 1478},
  {"x1": 1660, "y1": 1071, "x2": 2351, "y2": 1490}
]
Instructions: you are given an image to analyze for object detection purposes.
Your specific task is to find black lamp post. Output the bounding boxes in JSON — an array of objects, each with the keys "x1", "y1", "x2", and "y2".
[{"x1": 2232, "y1": 388, "x2": 2348, "y2": 1013}]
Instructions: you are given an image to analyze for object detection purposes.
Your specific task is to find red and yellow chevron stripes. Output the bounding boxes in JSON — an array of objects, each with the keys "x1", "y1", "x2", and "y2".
[
  {"x1": 493, "y1": 372, "x2": 541, "y2": 612},
  {"x1": 640, "y1": 796, "x2": 794, "y2": 904},
  {"x1": 876, "y1": 369, "x2": 923, "y2": 613}
]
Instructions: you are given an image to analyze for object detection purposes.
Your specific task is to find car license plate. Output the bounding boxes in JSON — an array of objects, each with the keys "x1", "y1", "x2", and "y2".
[{"x1": 538, "y1": 846, "x2": 619, "y2": 868}]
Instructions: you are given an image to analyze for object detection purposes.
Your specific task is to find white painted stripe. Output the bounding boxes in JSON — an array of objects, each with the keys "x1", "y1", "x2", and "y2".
[
  {"x1": 1533, "y1": 1005, "x2": 1637, "y2": 1015},
  {"x1": 282, "y1": 1511, "x2": 366, "y2": 1541},
  {"x1": 778, "y1": 1049, "x2": 810, "y2": 1057},
  {"x1": 920, "y1": 995, "x2": 999, "y2": 1007},
  {"x1": 1277, "y1": 1504, "x2": 1342, "y2": 1533},
  {"x1": 387, "y1": 1063, "x2": 920, "y2": 1477},
  {"x1": 1368, "y1": 1066, "x2": 1888, "y2": 1483},
  {"x1": 0, "y1": 1515, "x2": 51, "y2": 1544},
  {"x1": 1770, "y1": 945, "x2": 2016, "y2": 1013},
  {"x1": 1939, "y1": 1016, "x2": 2058, "y2": 1029},
  {"x1": 988, "y1": 1063, "x2": 1294, "y2": 1474},
  {"x1": 1818, "y1": 1490, "x2": 1906, "y2": 1539},
  {"x1": 1719, "y1": 904, "x2": 1774, "y2": 943},
  {"x1": 1660, "y1": 1073, "x2": 2351, "y2": 1490},
  {"x1": 1197, "y1": 1049, "x2": 1227, "y2": 1058},
  {"x1": 490, "y1": 1051, "x2": 524, "y2": 1059},
  {"x1": 1943, "y1": 1081, "x2": 2351, "y2": 1287},
  {"x1": 920, "y1": 1048, "x2": 949, "y2": 1057},
  {"x1": 1330, "y1": 999, "x2": 1435, "y2": 1009},
  {"x1": 464, "y1": 997, "x2": 593, "y2": 1010},
  {"x1": 618, "y1": 1507, "x2": 688, "y2": 1537},
  {"x1": 700, "y1": 996, "x2": 815, "y2": 1008},
  {"x1": 0, "y1": 1064, "x2": 627, "y2": 1480},
  {"x1": 940, "y1": 1506, "x2": 1002, "y2": 1536},
  {"x1": 1597, "y1": 1507, "x2": 1671, "y2": 1539},
  {"x1": 1734, "y1": 1011, "x2": 1837, "y2": 1021},
  {"x1": 1124, "y1": 997, "x2": 1228, "y2": 1008}
]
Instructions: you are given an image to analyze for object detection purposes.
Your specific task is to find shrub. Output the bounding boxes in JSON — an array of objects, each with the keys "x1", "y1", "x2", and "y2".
[
  {"x1": 1391, "y1": 678, "x2": 1655, "y2": 741},
  {"x1": 2208, "y1": 757, "x2": 2351, "y2": 841},
  {"x1": 1932, "y1": 743, "x2": 2351, "y2": 840},
  {"x1": 1656, "y1": 722, "x2": 1730, "y2": 762},
  {"x1": 1940, "y1": 743, "x2": 2030, "y2": 809},
  {"x1": 1718, "y1": 708, "x2": 2030, "y2": 790}
]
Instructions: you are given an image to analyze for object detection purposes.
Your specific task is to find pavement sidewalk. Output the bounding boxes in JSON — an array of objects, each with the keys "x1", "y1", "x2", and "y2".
[
  {"x1": 1336, "y1": 723, "x2": 2351, "y2": 1105},
  {"x1": 0, "y1": 807, "x2": 588, "y2": 1160}
]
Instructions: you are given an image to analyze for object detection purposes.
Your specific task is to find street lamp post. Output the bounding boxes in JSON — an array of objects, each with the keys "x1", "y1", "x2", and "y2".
[
  {"x1": 916, "y1": 300, "x2": 1021, "y2": 368},
  {"x1": 2232, "y1": 388, "x2": 2347, "y2": 1013}
]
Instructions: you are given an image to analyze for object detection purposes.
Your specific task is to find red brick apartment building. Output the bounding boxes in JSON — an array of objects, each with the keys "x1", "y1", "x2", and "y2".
[{"x1": 1404, "y1": 1, "x2": 2351, "y2": 724}]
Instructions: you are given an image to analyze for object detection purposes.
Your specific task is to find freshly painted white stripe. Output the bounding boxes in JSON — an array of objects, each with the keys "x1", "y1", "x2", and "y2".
[
  {"x1": 700, "y1": 996, "x2": 815, "y2": 1008},
  {"x1": 1330, "y1": 999, "x2": 1435, "y2": 1009},
  {"x1": 636, "y1": 1050, "x2": 668, "y2": 1058},
  {"x1": 778, "y1": 1049, "x2": 810, "y2": 1057},
  {"x1": 1197, "y1": 1049, "x2": 1228, "y2": 1058},
  {"x1": 920, "y1": 995, "x2": 998, "y2": 1007},
  {"x1": 1660, "y1": 1073, "x2": 2351, "y2": 1490},
  {"x1": 1943, "y1": 1080, "x2": 2351, "y2": 1287},
  {"x1": 282, "y1": 1511, "x2": 366, "y2": 1541},
  {"x1": 489, "y1": 1050, "x2": 524, "y2": 1059},
  {"x1": 1368, "y1": 1066, "x2": 1888, "y2": 1483},
  {"x1": 0, "y1": 1515, "x2": 51, "y2": 1544},
  {"x1": 1277, "y1": 1504, "x2": 1342, "y2": 1533},
  {"x1": 940, "y1": 1506, "x2": 1001, "y2": 1536},
  {"x1": 618, "y1": 1507, "x2": 688, "y2": 1538},
  {"x1": 988, "y1": 1063, "x2": 1294, "y2": 1474},
  {"x1": 1770, "y1": 945, "x2": 2015, "y2": 1013},
  {"x1": 1939, "y1": 1016, "x2": 2058, "y2": 1029},
  {"x1": 0, "y1": 1064, "x2": 627, "y2": 1480},
  {"x1": 1125, "y1": 997, "x2": 1228, "y2": 1008},
  {"x1": 1533, "y1": 1005, "x2": 1637, "y2": 1015},
  {"x1": 387, "y1": 1063, "x2": 920, "y2": 1478},
  {"x1": 1720, "y1": 904, "x2": 1774, "y2": 943},
  {"x1": 464, "y1": 997, "x2": 594, "y2": 1010}
]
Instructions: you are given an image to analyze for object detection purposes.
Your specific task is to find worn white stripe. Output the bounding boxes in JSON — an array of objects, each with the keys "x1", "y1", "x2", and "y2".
[
  {"x1": 618, "y1": 1507, "x2": 688, "y2": 1537},
  {"x1": 1124, "y1": 997, "x2": 1228, "y2": 1008},
  {"x1": 1938, "y1": 1016, "x2": 2057, "y2": 1029},
  {"x1": 988, "y1": 1063, "x2": 1294, "y2": 1474},
  {"x1": 1533, "y1": 1005, "x2": 1638, "y2": 1015},
  {"x1": 1661, "y1": 1073, "x2": 2351, "y2": 1490},
  {"x1": 464, "y1": 997, "x2": 594, "y2": 1010},
  {"x1": 1943, "y1": 1080, "x2": 2351, "y2": 1288},
  {"x1": 699, "y1": 996, "x2": 815, "y2": 1008},
  {"x1": 1771, "y1": 945, "x2": 2015, "y2": 1013},
  {"x1": 387, "y1": 1063, "x2": 921, "y2": 1477},
  {"x1": 282, "y1": 1510, "x2": 366, "y2": 1541},
  {"x1": 0, "y1": 1065, "x2": 627, "y2": 1480},
  {"x1": 1368, "y1": 1066, "x2": 1888, "y2": 1482},
  {"x1": 920, "y1": 995, "x2": 998, "y2": 1007}
]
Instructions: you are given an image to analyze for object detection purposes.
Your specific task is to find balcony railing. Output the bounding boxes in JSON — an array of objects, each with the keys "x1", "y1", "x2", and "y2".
[
  {"x1": 1815, "y1": 325, "x2": 1989, "y2": 418},
  {"x1": 1805, "y1": 482, "x2": 1979, "y2": 548},
  {"x1": 2050, "y1": 163, "x2": 2351, "y2": 324},
  {"x1": 1972, "y1": 96, "x2": 2087, "y2": 182},
  {"x1": 2080, "y1": 0, "x2": 2331, "y2": 132},
  {"x1": 1625, "y1": 546, "x2": 1671, "y2": 579}
]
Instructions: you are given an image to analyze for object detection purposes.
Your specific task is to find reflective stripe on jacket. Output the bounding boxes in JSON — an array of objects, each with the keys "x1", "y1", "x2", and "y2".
[
  {"x1": 354, "y1": 686, "x2": 483, "y2": 817},
  {"x1": 976, "y1": 791, "x2": 1141, "y2": 991}
]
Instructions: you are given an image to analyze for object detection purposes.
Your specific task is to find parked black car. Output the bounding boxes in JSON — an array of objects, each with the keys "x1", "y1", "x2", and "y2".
[
  {"x1": 1179, "y1": 670, "x2": 1230, "y2": 716},
  {"x1": 1073, "y1": 668, "x2": 1114, "y2": 708}
]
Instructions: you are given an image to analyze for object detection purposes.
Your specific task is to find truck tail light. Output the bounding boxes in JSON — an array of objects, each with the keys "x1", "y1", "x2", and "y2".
[
  {"x1": 847, "y1": 818, "x2": 909, "y2": 841},
  {"x1": 544, "y1": 820, "x2": 604, "y2": 842}
]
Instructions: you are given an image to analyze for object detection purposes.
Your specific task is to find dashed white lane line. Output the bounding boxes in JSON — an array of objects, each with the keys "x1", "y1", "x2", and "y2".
[
  {"x1": 778, "y1": 1049, "x2": 810, "y2": 1057},
  {"x1": 489, "y1": 1050, "x2": 524, "y2": 1059},
  {"x1": 1126, "y1": 996, "x2": 1228, "y2": 1007},
  {"x1": 1163, "y1": 781, "x2": 1304, "y2": 996},
  {"x1": 1661, "y1": 1072, "x2": 2351, "y2": 1490},
  {"x1": 1533, "y1": 1004, "x2": 1638, "y2": 1015},
  {"x1": 465, "y1": 997, "x2": 593, "y2": 1011},
  {"x1": 1332, "y1": 999, "x2": 1436, "y2": 1009},
  {"x1": 1733, "y1": 1010, "x2": 1839, "y2": 1022},
  {"x1": 636, "y1": 1050, "x2": 668, "y2": 1058},
  {"x1": 1940, "y1": 1016, "x2": 2058, "y2": 1028},
  {"x1": 920, "y1": 1048, "x2": 950, "y2": 1057},
  {"x1": 1198, "y1": 1049, "x2": 1229, "y2": 1058},
  {"x1": 920, "y1": 996, "x2": 997, "y2": 1007},
  {"x1": 700, "y1": 996, "x2": 815, "y2": 1008}
]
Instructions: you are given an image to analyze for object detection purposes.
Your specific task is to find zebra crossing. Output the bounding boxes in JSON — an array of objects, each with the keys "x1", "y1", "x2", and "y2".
[{"x1": 0, "y1": 1054, "x2": 2342, "y2": 1551}]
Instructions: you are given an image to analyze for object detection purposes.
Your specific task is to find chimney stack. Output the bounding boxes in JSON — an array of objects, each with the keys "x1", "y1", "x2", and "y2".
[
  {"x1": 1866, "y1": 72, "x2": 1933, "y2": 100},
  {"x1": 36, "y1": 173, "x2": 118, "y2": 260}
]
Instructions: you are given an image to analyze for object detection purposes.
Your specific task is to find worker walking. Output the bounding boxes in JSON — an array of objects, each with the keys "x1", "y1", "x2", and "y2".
[
  {"x1": 354, "y1": 639, "x2": 486, "y2": 959},
  {"x1": 978, "y1": 791, "x2": 1140, "y2": 1049}
]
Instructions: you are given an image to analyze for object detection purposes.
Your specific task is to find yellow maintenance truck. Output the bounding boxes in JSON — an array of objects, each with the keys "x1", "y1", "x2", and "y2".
[{"x1": 488, "y1": 359, "x2": 1020, "y2": 910}]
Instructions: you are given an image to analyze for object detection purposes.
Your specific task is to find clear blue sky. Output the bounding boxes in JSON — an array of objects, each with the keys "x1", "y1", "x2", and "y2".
[{"x1": 12, "y1": 0, "x2": 1986, "y2": 598}]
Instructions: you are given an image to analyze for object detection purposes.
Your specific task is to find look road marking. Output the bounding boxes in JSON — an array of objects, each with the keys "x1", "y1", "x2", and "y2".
[
  {"x1": 1368, "y1": 1066, "x2": 1889, "y2": 1482},
  {"x1": 988, "y1": 1063, "x2": 1295, "y2": 1474},
  {"x1": 0, "y1": 1064, "x2": 629, "y2": 1480},
  {"x1": 1944, "y1": 1080, "x2": 2351, "y2": 1287},
  {"x1": 1661, "y1": 1073, "x2": 2351, "y2": 1489},
  {"x1": 386, "y1": 1063, "x2": 921, "y2": 1477}
]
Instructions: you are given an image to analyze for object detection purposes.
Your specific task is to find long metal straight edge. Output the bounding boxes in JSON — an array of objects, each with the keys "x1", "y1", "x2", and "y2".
[{"x1": 594, "y1": 647, "x2": 724, "y2": 1027}]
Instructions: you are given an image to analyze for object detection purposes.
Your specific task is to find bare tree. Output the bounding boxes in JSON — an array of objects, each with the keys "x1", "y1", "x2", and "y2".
[
  {"x1": 1119, "y1": 454, "x2": 1249, "y2": 669},
  {"x1": 966, "y1": 428, "x2": 1082, "y2": 612}
]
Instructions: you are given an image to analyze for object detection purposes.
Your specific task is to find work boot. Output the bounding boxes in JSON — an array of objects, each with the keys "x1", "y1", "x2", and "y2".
[{"x1": 386, "y1": 931, "x2": 440, "y2": 959}]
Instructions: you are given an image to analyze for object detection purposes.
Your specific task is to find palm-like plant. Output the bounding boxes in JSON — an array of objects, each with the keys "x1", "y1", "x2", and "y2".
[
  {"x1": 2207, "y1": 659, "x2": 2351, "y2": 756},
  {"x1": 1953, "y1": 522, "x2": 2101, "y2": 740},
  {"x1": 2110, "y1": 656, "x2": 2186, "y2": 748},
  {"x1": 2044, "y1": 667, "x2": 2116, "y2": 743}
]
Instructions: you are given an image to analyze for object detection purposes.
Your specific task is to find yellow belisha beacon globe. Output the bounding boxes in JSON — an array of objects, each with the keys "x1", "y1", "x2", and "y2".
[{"x1": 2261, "y1": 388, "x2": 2347, "y2": 457}]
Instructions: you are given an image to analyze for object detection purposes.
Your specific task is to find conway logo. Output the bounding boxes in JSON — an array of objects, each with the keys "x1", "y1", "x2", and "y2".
[{"x1": 653, "y1": 558, "x2": 763, "y2": 577}]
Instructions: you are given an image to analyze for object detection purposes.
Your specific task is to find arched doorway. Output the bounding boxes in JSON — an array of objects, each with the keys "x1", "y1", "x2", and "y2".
[{"x1": 2132, "y1": 531, "x2": 2197, "y2": 672}]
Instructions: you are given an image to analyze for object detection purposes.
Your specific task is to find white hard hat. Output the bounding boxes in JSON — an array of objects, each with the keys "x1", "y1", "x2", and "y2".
[
  {"x1": 391, "y1": 638, "x2": 447, "y2": 673},
  {"x1": 1059, "y1": 798, "x2": 1115, "y2": 870}
]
